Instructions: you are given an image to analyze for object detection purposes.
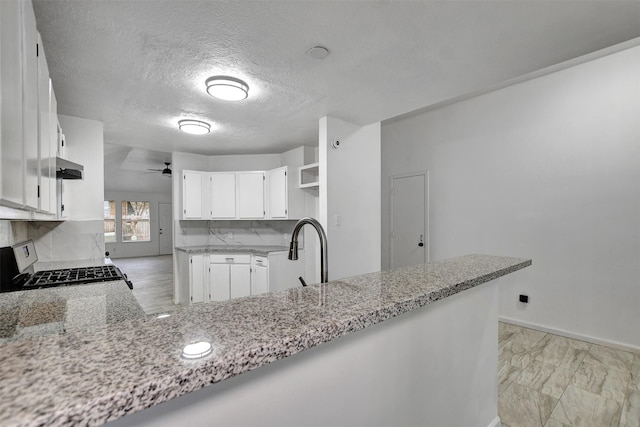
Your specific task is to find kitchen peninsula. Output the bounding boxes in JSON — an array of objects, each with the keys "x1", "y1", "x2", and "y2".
[{"x1": 0, "y1": 254, "x2": 531, "y2": 427}]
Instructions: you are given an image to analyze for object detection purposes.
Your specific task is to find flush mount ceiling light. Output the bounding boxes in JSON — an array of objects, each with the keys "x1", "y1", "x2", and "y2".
[
  {"x1": 182, "y1": 341, "x2": 213, "y2": 359},
  {"x1": 205, "y1": 76, "x2": 249, "y2": 101},
  {"x1": 306, "y1": 45, "x2": 330, "y2": 60},
  {"x1": 178, "y1": 119, "x2": 211, "y2": 135}
]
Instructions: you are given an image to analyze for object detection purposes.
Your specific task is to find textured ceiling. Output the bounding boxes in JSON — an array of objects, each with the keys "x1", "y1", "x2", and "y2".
[{"x1": 33, "y1": 1, "x2": 640, "y2": 158}]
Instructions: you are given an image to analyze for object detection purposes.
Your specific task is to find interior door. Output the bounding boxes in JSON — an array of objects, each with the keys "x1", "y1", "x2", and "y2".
[
  {"x1": 390, "y1": 172, "x2": 428, "y2": 269},
  {"x1": 158, "y1": 202, "x2": 173, "y2": 255}
]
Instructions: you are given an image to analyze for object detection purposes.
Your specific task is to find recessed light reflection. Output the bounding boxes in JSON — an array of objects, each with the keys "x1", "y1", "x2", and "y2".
[
  {"x1": 182, "y1": 341, "x2": 212, "y2": 359},
  {"x1": 157, "y1": 313, "x2": 171, "y2": 319}
]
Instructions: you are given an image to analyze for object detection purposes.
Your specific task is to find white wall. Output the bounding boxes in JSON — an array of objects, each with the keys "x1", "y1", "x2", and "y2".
[
  {"x1": 320, "y1": 116, "x2": 381, "y2": 280},
  {"x1": 209, "y1": 153, "x2": 281, "y2": 171},
  {"x1": 104, "y1": 191, "x2": 172, "y2": 259},
  {"x1": 381, "y1": 44, "x2": 640, "y2": 349},
  {"x1": 58, "y1": 115, "x2": 104, "y2": 220}
]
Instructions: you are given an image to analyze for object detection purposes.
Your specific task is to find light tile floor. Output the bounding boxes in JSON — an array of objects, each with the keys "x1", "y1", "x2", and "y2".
[
  {"x1": 499, "y1": 322, "x2": 640, "y2": 427},
  {"x1": 112, "y1": 255, "x2": 182, "y2": 315}
]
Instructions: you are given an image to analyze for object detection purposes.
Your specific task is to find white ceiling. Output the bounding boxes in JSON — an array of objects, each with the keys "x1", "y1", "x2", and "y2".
[{"x1": 33, "y1": 0, "x2": 640, "y2": 160}]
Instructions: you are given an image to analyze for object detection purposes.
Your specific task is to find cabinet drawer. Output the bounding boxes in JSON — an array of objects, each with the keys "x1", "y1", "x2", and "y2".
[
  {"x1": 253, "y1": 255, "x2": 268, "y2": 267},
  {"x1": 209, "y1": 254, "x2": 251, "y2": 264}
]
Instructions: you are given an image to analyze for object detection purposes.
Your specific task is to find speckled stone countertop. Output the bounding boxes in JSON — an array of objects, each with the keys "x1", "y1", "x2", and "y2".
[
  {"x1": 175, "y1": 245, "x2": 289, "y2": 256},
  {"x1": 0, "y1": 281, "x2": 146, "y2": 342},
  {"x1": 0, "y1": 254, "x2": 531, "y2": 427}
]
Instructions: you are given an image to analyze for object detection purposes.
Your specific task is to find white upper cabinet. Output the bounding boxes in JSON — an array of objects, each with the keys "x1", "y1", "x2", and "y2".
[
  {"x1": 209, "y1": 172, "x2": 236, "y2": 219},
  {"x1": 1, "y1": 0, "x2": 58, "y2": 218},
  {"x1": 181, "y1": 170, "x2": 204, "y2": 219},
  {"x1": 47, "y1": 81, "x2": 58, "y2": 213},
  {"x1": 0, "y1": 0, "x2": 25, "y2": 208},
  {"x1": 266, "y1": 166, "x2": 287, "y2": 219},
  {"x1": 22, "y1": 0, "x2": 39, "y2": 211},
  {"x1": 37, "y1": 33, "x2": 55, "y2": 214},
  {"x1": 237, "y1": 172, "x2": 265, "y2": 219},
  {"x1": 179, "y1": 165, "x2": 308, "y2": 221}
]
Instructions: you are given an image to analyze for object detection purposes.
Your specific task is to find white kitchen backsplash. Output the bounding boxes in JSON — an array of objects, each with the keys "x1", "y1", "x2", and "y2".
[
  {"x1": 26, "y1": 220, "x2": 104, "y2": 262},
  {"x1": 0, "y1": 221, "x2": 27, "y2": 247},
  {"x1": 174, "y1": 220, "x2": 301, "y2": 248}
]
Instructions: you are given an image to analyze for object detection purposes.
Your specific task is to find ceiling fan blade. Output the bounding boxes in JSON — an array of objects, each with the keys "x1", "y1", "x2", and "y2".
[{"x1": 146, "y1": 169, "x2": 162, "y2": 172}]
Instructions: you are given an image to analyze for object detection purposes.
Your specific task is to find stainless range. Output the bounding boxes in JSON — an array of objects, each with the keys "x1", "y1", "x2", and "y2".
[{"x1": 0, "y1": 240, "x2": 132, "y2": 292}]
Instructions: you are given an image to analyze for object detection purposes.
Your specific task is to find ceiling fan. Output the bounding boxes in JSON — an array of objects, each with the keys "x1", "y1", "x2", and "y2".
[{"x1": 145, "y1": 162, "x2": 172, "y2": 177}]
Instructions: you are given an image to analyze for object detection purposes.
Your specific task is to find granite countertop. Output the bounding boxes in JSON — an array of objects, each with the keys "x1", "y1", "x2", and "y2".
[
  {"x1": 175, "y1": 245, "x2": 290, "y2": 255},
  {"x1": 0, "y1": 281, "x2": 146, "y2": 342},
  {"x1": 0, "y1": 254, "x2": 531, "y2": 427}
]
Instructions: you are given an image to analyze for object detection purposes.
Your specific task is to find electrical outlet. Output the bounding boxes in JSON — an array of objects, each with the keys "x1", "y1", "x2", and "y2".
[{"x1": 519, "y1": 294, "x2": 529, "y2": 303}]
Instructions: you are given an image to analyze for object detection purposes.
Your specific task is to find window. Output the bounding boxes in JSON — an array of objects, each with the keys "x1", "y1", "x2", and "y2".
[
  {"x1": 122, "y1": 201, "x2": 150, "y2": 242},
  {"x1": 104, "y1": 201, "x2": 116, "y2": 242}
]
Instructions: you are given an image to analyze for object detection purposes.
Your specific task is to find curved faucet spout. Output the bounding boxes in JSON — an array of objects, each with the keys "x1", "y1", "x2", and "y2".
[{"x1": 288, "y1": 217, "x2": 328, "y2": 283}]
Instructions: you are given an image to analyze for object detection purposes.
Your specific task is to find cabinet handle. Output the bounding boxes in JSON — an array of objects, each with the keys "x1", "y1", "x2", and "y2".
[{"x1": 225, "y1": 257, "x2": 234, "y2": 263}]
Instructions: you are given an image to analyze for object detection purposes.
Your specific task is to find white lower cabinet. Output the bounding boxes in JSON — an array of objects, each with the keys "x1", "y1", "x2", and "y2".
[
  {"x1": 230, "y1": 264, "x2": 251, "y2": 299},
  {"x1": 179, "y1": 250, "x2": 304, "y2": 305},
  {"x1": 251, "y1": 256, "x2": 269, "y2": 295},
  {"x1": 189, "y1": 254, "x2": 207, "y2": 304},
  {"x1": 209, "y1": 254, "x2": 251, "y2": 301}
]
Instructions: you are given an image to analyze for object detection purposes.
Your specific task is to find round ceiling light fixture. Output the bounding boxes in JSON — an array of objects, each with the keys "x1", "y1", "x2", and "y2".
[
  {"x1": 306, "y1": 45, "x2": 330, "y2": 60},
  {"x1": 178, "y1": 119, "x2": 211, "y2": 135},
  {"x1": 205, "y1": 76, "x2": 249, "y2": 101},
  {"x1": 182, "y1": 341, "x2": 213, "y2": 359}
]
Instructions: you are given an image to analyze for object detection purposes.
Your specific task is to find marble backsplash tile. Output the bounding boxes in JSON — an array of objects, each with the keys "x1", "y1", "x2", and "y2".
[
  {"x1": 0, "y1": 221, "x2": 27, "y2": 247},
  {"x1": 174, "y1": 220, "x2": 301, "y2": 248},
  {"x1": 26, "y1": 220, "x2": 104, "y2": 262}
]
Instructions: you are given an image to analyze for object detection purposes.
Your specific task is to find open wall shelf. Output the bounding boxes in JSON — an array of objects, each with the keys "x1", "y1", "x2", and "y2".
[{"x1": 298, "y1": 163, "x2": 319, "y2": 189}]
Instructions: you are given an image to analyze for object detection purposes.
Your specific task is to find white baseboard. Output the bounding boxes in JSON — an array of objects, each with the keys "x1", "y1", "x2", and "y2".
[
  {"x1": 499, "y1": 316, "x2": 640, "y2": 354},
  {"x1": 487, "y1": 416, "x2": 501, "y2": 427}
]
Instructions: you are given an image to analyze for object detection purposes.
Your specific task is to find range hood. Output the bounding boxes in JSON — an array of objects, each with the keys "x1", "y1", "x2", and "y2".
[{"x1": 56, "y1": 157, "x2": 84, "y2": 180}]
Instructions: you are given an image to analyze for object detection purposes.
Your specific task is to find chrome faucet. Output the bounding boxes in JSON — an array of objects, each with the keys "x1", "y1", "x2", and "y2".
[{"x1": 288, "y1": 217, "x2": 328, "y2": 283}]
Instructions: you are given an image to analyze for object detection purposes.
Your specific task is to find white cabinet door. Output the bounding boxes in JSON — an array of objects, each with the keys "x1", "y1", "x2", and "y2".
[
  {"x1": 0, "y1": 0, "x2": 25, "y2": 208},
  {"x1": 37, "y1": 33, "x2": 54, "y2": 214},
  {"x1": 267, "y1": 166, "x2": 287, "y2": 219},
  {"x1": 22, "y1": 0, "x2": 39, "y2": 210},
  {"x1": 182, "y1": 170, "x2": 204, "y2": 219},
  {"x1": 230, "y1": 264, "x2": 251, "y2": 299},
  {"x1": 237, "y1": 172, "x2": 265, "y2": 219},
  {"x1": 252, "y1": 261, "x2": 269, "y2": 296},
  {"x1": 189, "y1": 255, "x2": 206, "y2": 304},
  {"x1": 210, "y1": 263, "x2": 230, "y2": 301},
  {"x1": 210, "y1": 172, "x2": 236, "y2": 218}
]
